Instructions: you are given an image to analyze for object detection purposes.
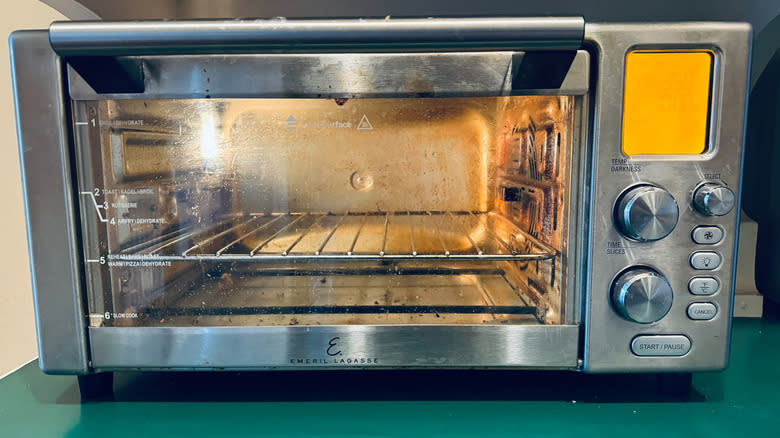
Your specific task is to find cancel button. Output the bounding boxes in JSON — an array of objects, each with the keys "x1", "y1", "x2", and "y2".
[{"x1": 631, "y1": 335, "x2": 691, "y2": 357}]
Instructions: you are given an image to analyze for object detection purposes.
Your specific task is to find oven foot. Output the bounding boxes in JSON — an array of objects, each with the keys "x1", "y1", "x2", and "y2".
[
  {"x1": 77, "y1": 372, "x2": 114, "y2": 401},
  {"x1": 656, "y1": 373, "x2": 692, "y2": 396}
]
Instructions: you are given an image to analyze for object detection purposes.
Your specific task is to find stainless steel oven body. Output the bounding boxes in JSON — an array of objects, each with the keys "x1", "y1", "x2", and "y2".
[{"x1": 10, "y1": 18, "x2": 750, "y2": 376}]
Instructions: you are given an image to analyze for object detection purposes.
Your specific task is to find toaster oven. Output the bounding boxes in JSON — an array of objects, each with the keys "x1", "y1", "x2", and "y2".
[{"x1": 10, "y1": 17, "x2": 750, "y2": 394}]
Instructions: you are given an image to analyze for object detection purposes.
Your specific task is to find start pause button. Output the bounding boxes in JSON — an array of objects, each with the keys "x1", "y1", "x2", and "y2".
[{"x1": 631, "y1": 335, "x2": 692, "y2": 357}]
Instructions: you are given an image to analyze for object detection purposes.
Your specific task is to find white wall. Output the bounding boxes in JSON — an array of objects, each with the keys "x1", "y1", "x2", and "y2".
[{"x1": 0, "y1": 2, "x2": 65, "y2": 377}]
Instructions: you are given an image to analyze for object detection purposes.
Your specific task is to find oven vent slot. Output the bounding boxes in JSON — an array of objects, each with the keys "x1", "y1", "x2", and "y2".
[{"x1": 67, "y1": 57, "x2": 144, "y2": 94}]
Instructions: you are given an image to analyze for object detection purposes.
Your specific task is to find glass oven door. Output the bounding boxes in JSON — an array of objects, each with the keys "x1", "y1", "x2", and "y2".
[{"x1": 67, "y1": 49, "x2": 588, "y2": 369}]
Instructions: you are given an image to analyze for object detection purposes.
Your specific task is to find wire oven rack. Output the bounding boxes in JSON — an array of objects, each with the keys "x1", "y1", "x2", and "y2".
[{"x1": 118, "y1": 211, "x2": 555, "y2": 262}]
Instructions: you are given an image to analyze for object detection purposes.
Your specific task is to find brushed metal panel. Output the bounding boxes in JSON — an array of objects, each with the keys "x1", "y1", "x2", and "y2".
[
  {"x1": 66, "y1": 51, "x2": 590, "y2": 100},
  {"x1": 9, "y1": 31, "x2": 89, "y2": 374},
  {"x1": 583, "y1": 22, "x2": 751, "y2": 372},
  {"x1": 89, "y1": 325, "x2": 579, "y2": 370}
]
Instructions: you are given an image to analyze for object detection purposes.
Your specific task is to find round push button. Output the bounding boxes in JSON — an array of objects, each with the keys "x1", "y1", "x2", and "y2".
[{"x1": 687, "y1": 302, "x2": 718, "y2": 320}]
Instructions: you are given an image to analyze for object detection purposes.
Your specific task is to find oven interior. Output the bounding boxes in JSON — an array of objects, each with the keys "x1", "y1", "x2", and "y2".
[{"x1": 74, "y1": 96, "x2": 574, "y2": 327}]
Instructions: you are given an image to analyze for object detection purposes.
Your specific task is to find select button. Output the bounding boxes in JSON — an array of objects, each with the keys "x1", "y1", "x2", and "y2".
[{"x1": 631, "y1": 335, "x2": 691, "y2": 357}]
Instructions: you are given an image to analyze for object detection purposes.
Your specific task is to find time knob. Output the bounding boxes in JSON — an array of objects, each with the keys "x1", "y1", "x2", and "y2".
[
  {"x1": 692, "y1": 183, "x2": 735, "y2": 216},
  {"x1": 614, "y1": 185, "x2": 679, "y2": 242},
  {"x1": 611, "y1": 268, "x2": 673, "y2": 324}
]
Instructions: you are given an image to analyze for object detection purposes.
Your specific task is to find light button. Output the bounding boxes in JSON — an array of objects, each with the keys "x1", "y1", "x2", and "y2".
[
  {"x1": 690, "y1": 251, "x2": 721, "y2": 270},
  {"x1": 692, "y1": 226, "x2": 724, "y2": 244},
  {"x1": 688, "y1": 277, "x2": 720, "y2": 296},
  {"x1": 631, "y1": 335, "x2": 691, "y2": 357},
  {"x1": 687, "y1": 302, "x2": 718, "y2": 320}
]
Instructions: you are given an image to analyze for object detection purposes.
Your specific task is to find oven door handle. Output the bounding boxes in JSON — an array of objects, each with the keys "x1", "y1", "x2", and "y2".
[{"x1": 48, "y1": 17, "x2": 584, "y2": 56}]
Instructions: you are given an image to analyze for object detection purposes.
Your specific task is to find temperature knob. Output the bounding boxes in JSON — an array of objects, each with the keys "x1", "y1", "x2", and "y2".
[
  {"x1": 614, "y1": 185, "x2": 679, "y2": 242},
  {"x1": 611, "y1": 268, "x2": 673, "y2": 324},
  {"x1": 693, "y1": 183, "x2": 735, "y2": 216}
]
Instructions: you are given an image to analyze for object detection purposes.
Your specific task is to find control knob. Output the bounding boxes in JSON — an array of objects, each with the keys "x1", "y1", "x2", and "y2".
[
  {"x1": 611, "y1": 268, "x2": 673, "y2": 324},
  {"x1": 692, "y1": 183, "x2": 735, "y2": 216},
  {"x1": 614, "y1": 185, "x2": 679, "y2": 242}
]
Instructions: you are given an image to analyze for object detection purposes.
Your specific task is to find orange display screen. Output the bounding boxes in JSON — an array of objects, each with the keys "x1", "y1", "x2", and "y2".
[{"x1": 622, "y1": 51, "x2": 713, "y2": 155}]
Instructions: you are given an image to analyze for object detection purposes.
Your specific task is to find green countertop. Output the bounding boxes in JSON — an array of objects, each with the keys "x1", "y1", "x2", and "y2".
[{"x1": 2, "y1": 309, "x2": 779, "y2": 437}]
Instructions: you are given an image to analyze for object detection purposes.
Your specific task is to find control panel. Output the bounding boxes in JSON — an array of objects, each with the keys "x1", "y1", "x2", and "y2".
[
  {"x1": 583, "y1": 23, "x2": 749, "y2": 373},
  {"x1": 608, "y1": 181, "x2": 734, "y2": 359}
]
